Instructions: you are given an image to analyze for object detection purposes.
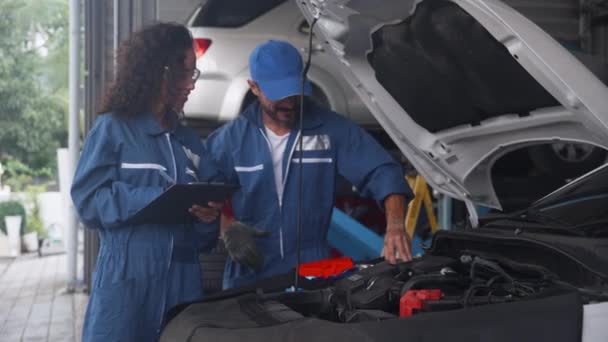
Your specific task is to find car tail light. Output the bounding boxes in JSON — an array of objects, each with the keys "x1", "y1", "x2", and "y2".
[{"x1": 194, "y1": 38, "x2": 212, "y2": 58}]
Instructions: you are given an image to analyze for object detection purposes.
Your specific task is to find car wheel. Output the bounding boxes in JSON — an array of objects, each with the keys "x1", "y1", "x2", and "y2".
[{"x1": 528, "y1": 143, "x2": 607, "y2": 179}]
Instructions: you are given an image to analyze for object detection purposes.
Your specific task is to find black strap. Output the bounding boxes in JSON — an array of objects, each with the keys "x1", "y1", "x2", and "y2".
[{"x1": 238, "y1": 294, "x2": 302, "y2": 327}]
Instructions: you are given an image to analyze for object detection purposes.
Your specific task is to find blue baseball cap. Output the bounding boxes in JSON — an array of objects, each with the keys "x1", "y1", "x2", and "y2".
[{"x1": 249, "y1": 40, "x2": 312, "y2": 101}]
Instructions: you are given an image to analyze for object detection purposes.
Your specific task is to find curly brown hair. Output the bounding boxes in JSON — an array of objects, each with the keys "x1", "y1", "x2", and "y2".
[{"x1": 99, "y1": 22, "x2": 193, "y2": 117}]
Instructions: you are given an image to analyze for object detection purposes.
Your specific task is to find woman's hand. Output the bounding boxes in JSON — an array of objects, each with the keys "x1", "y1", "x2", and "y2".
[{"x1": 189, "y1": 201, "x2": 224, "y2": 223}]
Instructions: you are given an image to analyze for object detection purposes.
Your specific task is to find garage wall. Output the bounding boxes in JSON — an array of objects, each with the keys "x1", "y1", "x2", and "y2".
[
  {"x1": 502, "y1": 0, "x2": 582, "y2": 47},
  {"x1": 503, "y1": 0, "x2": 608, "y2": 65},
  {"x1": 157, "y1": 0, "x2": 202, "y2": 23},
  {"x1": 590, "y1": 5, "x2": 608, "y2": 65},
  {"x1": 83, "y1": 0, "x2": 158, "y2": 291},
  {"x1": 83, "y1": 0, "x2": 111, "y2": 291},
  {"x1": 595, "y1": 24, "x2": 608, "y2": 63},
  {"x1": 503, "y1": 0, "x2": 608, "y2": 83}
]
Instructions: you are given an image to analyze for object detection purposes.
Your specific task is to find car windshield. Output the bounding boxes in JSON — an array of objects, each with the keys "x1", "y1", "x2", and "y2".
[
  {"x1": 483, "y1": 164, "x2": 608, "y2": 236},
  {"x1": 531, "y1": 162, "x2": 608, "y2": 213},
  {"x1": 529, "y1": 193, "x2": 608, "y2": 235}
]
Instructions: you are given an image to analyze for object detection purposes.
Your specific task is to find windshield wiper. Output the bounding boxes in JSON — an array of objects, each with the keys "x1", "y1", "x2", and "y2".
[
  {"x1": 480, "y1": 207, "x2": 608, "y2": 237},
  {"x1": 483, "y1": 221, "x2": 588, "y2": 237},
  {"x1": 525, "y1": 209, "x2": 608, "y2": 237},
  {"x1": 516, "y1": 209, "x2": 572, "y2": 227},
  {"x1": 481, "y1": 211, "x2": 588, "y2": 237}
]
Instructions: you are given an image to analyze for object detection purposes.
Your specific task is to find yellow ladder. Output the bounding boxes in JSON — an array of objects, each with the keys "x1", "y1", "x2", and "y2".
[{"x1": 405, "y1": 174, "x2": 439, "y2": 239}]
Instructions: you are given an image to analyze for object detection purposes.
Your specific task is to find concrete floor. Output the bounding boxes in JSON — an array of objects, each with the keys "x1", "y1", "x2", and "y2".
[{"x1": 0, "y1": 254, "x2": 87, "y2": 342}]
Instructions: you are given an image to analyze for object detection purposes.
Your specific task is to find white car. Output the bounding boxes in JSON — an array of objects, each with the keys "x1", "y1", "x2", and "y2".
[{"x1": 185, "y1": 0, "x2": 373, "y2": 126}]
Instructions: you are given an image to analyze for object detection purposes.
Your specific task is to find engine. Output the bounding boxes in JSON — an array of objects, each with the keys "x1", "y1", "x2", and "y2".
[{"x1": 273, "y1": 252, "x2": 576, "y2": 323}]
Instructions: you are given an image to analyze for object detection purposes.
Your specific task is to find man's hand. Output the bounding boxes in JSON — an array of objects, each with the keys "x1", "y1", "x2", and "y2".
[
  {"x1": 222, "y1": 221, "x2": 270, "y2": 271},
  {"x1": 381, "y1": 221, "x2": 412, "y2": 264},
  {"x1": 189, "y1": 201, "x2": 224, "y2": 223},
  {"x1": 381, "y1": 194, "x2": 412, "y2": 264}
]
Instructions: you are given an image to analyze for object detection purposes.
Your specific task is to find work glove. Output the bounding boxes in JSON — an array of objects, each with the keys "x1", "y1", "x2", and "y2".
[{"x1": 221, "y1": 221, "x2": 270, "y2": 271}]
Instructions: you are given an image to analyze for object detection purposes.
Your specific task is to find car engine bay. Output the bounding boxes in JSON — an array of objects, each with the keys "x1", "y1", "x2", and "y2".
[
  {"x1": 268, "y1": 250, "x2": 604, "y2": 323},
  {"x1": 161, "y1": 229, "x2": 608, "y2": 341}
]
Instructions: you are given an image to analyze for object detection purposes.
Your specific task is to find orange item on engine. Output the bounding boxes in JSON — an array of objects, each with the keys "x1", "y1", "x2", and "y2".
[
  {"x1": 399, "y1": 289, "x2": 443, "y2": 317},
  {"x1": 298, "y1": 257, "x2": 355, "y2": 278}
]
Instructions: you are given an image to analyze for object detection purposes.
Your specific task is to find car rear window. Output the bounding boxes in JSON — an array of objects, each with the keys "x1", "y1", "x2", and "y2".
[{"x1": 191, "y1": 0, "x2": 287, "y2": 28}]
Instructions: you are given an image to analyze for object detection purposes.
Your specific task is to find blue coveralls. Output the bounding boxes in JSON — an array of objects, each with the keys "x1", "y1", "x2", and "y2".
[
  {"x1": 71, "y1": 112, "x2": 220, "y2": 342},
  {"x1": 205, "y1": 101, "x2": 412, "y2": 289}
]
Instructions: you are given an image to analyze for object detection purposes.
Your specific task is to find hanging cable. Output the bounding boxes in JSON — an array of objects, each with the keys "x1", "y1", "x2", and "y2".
[{"x1": 295, "y1": 13, "x2": 320, "y2": 290}]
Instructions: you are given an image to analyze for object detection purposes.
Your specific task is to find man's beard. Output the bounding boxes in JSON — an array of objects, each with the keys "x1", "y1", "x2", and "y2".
[{"x1": 263, "y1": 101, "x2": 299, "y2": 128}]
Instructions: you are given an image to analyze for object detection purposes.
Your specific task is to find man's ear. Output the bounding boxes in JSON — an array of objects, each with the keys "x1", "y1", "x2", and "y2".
[{"x1": 247, "y1": 80, "x2": 260, "y2": 97}]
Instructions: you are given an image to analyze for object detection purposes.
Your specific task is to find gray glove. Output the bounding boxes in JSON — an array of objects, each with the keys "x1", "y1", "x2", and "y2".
[{"x1": 222, "y1": 221, "x2": 270, "y2": 271}]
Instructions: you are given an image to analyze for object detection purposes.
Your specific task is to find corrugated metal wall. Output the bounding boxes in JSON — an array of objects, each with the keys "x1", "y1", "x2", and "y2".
[
  {"x1": 82, "y1": 0, "x2": 201, "y2": 291},
  {"x1": 83, "y1": 0, "x2": 109, "y2": 291},
  {"x1": 83, "y1": 0, "x2": 158, "y2": 291}
]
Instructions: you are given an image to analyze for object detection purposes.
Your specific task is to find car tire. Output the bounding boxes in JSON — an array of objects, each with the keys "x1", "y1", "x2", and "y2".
[{"x1": 528, "y1": 143, "x2": 607, "y2": 179}]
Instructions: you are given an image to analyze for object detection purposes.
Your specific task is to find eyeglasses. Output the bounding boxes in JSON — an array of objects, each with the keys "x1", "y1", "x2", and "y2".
[
  {"x1": 164, "y1": 66, "x2": 201, "y2": 81},
  {"x1": 190, "y1": 68, "x2": 201, "y2": 81}
]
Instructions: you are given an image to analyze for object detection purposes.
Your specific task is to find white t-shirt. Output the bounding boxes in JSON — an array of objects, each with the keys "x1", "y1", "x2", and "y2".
[{"x1": 264, "y1": 126, "x2": 290, "y2": 201}]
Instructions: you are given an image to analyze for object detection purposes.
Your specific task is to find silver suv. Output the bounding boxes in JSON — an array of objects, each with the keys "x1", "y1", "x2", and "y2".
[{"x1": 185, "y1": 0, "x2": 374, "y2": 126}]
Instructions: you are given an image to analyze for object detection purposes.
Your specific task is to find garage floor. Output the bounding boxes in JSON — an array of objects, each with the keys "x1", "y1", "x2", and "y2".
[{"x1": 0, "y1": 254, "x2": 87, "y2": 342}]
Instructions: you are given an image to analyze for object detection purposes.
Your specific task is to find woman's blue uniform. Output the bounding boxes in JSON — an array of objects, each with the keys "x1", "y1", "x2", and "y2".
[{"x1": 71, "y1": 112, "x2": 220, "y2": 341}]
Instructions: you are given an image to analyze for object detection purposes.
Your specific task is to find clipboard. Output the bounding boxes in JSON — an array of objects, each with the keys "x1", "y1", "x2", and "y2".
[{"x1": 127, "y1": 182, "x2": 240, "y2": 225}]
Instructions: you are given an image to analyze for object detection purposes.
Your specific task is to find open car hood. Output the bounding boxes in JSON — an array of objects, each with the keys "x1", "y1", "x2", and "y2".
[{"x1": 297, "y1": 0, "x2": 608, "y2": 222}]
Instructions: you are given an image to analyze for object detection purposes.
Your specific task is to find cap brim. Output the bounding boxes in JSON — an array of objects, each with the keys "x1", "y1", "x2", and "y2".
[{"x1": 256, "y1": 76, "x2": 312, "y2": 101}]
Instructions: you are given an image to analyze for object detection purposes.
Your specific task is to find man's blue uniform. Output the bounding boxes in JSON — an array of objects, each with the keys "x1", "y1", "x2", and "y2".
[
  {"x1": 71, "y1": 113, "x2": 220, "y2": 341},
  {"x1": 206, "y1": 101, "x2": 412, "y2": 289}
]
